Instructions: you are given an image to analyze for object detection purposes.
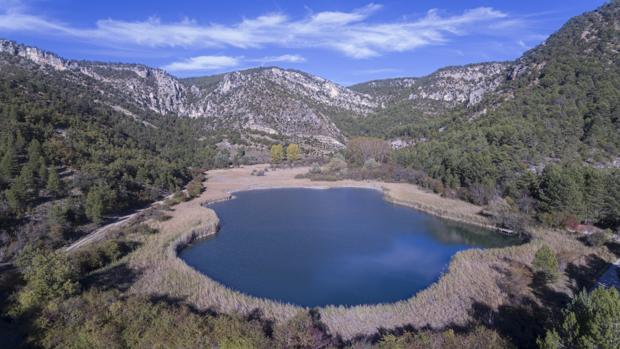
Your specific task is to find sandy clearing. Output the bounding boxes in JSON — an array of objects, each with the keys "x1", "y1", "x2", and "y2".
[{"x1": 155, "y1": 164, "x2": 491, "y2": 236}]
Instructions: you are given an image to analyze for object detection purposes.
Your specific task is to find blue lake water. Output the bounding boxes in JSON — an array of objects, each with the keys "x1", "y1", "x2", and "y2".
[{"x1": 179, "y1": 188, "x2": 519, "y2": 307}]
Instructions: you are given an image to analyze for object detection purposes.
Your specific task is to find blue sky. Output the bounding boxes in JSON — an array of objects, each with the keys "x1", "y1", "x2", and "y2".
[{"x1": 0, "y1": 0, "x2": 607, "y2": 85}]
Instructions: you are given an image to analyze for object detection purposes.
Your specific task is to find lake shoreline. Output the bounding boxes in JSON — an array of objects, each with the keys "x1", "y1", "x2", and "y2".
[
  {"x1": 186, "y1": 187, "x2": 517, "y2": 307},
  {"x1": 201, "y1": 165, "x2": 494, "y2": 229},
  {"x1": 126, "y1": 164, "x2": 599, "y2": 339}
]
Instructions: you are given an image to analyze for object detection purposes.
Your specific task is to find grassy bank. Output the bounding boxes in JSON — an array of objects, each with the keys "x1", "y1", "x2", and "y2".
[{"x1": 122, "y1": 165, "x2": 611, "y2": 340}]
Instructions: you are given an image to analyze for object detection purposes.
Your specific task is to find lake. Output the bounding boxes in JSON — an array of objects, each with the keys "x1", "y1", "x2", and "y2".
[{"x1": 179, "y1": 188, "x2": 520, "y2": 307}]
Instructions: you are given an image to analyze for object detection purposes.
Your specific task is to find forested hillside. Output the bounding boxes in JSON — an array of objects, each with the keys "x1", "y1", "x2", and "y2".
[
  {"x1": 346, "y1": 62, "x2": 511, "y2": 137},
  {"x1": 0, "y1": 1, "x2": 619, "y2": 348},
  {"x1": 391, "y1": 1, "x2": 620, "y2": 228},
  {"x1": 0, "y1": 55, "x2": 223, "y2": 260}
]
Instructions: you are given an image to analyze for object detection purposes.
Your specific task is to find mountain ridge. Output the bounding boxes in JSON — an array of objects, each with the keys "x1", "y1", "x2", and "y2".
[{"x1": 0, "y1": 38, "x2": 519, "y2": 149}]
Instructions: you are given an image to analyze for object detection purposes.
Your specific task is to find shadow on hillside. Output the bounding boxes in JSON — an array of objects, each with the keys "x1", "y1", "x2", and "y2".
[
  {"x1": 606, "y1": 242, "x2": 620, "y2": 258},
  {"x1": 149, "y1": 294, "x2": 218, "y2": 317},
  {"x1": 82, "y1": 263, "x2": 142, "y2": 292},
  {"x1": 470, "y1": 299, "x2": 548, "y2": 349},
  {"x1": 360, "y1": 321, "x2": 471, "y2": 346},
  {"x1": 565, "y1": 253, "x2": 609, "y2": 292},
  {"x1": 468, "y1": 260, "x2": 572, "y2": 349},
  {"x1": 147, "y1": 294, "x2": 278, "y2": 337}
]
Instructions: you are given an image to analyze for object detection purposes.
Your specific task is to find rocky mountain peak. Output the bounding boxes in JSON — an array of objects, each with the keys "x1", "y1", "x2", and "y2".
[
  {"x1": 0, "y1": 39, "x2": 68, "y2": 70},
  {"x1": 351, "y1": 61, "x2": 511, "y2": 110}
]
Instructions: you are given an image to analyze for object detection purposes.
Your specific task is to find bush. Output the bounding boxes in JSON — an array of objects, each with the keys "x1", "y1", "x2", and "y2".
[
  {"x1": 72, "y1": 239, "x2": 134, "y2": 274},
  {"x1": 538, "y1": 288, "x2": 620, "y2": 349},
  {"x1": 376, "y1": 326, "x2": 514, "y2": 349},
  {"x1": 34, "y1": 290, "x2": 272, "y2": 349},
  {"x1": 273, "y1": 312, "x2": 331, "y2": 349},
  {"x1": 586, "y1": 229, "x2": 612, "y2": 247},
  {"x1": 125, "y1": 223, "x2": 158, "y2": 235},
  {"x1": 309, "y1": 163, "x2": 321, "y2": 174},
  {"x1": 532, "y1": 245, "x2": 559, "y2": 283},
  {"x1": 363, "y1": 158, "x2": 380, "y2": 170},
  {"x1": 187, "y1": 178, "x2": 203, "y2": 198},
  {"x1": 167, "y1": 191, "x2": 188, "y2": 205},
  {"x1": 14, "y1": 247, "x2": 79, "y2": 312},
  {"x1": 323, "y1": 155, "x2": 347, "y2": 176}
]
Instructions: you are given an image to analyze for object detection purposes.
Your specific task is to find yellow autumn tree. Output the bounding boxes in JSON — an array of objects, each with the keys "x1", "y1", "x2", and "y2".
[
  {"x1": 270, "y1": 144, "x2": 284, "y2": 163},
  {"x1": 286, "y1": 143, "x2": 300, "y2": 162}
]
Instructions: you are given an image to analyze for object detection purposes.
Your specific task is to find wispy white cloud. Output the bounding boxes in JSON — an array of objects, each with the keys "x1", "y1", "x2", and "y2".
[
  {"x1": 163, "y1": 55, "x2": 240, "y2": 71},
  {"x1": 163, "y1": 53, "x2": 306, "y2": 72},
  {"x1": 0, "y1": 3, "x2": 517, "y2": 59},
  {"x1": 249, "y1": 54, "x2": 306, "y2": 63},
  {"x1": 353, "y1": 68, "x2": 401, "y2": 75}
]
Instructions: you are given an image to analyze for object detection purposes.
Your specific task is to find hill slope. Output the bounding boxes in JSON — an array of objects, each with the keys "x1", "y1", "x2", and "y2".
[
  {"x1": 0, "y1": 40, "x2": 378, "y2": 148},
  {"x1": 395, "y1": 0, "x2": 620, "y2": 203}
]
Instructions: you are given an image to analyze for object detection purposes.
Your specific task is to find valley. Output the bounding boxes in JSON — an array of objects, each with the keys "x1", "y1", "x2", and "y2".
[{"x1": 0, "y1": 1, "x2": 619, "y2": 348}]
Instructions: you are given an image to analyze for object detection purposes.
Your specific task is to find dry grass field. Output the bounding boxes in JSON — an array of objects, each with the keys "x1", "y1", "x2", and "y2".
[{"x1": 120, "y1": 165, "x2": 612, "y2": 339}]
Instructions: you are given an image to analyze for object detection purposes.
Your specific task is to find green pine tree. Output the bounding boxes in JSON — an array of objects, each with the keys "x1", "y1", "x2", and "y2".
[
  {"x1": 0, "y1": 147, "x2": 17, "y2": 181},
  {"x1": 37, "y1": 158, "x2": 48, "y2": 186},
  {"x1": 46, "y1": 167, "x2": 63, "y2": 197},
  {"x1": 27, "y1": 139, "x2": 42, "y2": 162},
  {"x1": 6, "y1": 175, "x2": 30, "y2": 214},
  {"x1": 85, "y1": 185, "x2": 106, "y2": 224},
  {"x1": 532, "y1": 245, "x2": 559, "y2": 283}
]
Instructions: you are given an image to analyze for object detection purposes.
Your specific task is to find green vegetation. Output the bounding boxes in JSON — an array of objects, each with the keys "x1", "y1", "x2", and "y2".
[
  {"x1": 345, "y1": 137, "x2": 391, "y2": 166},
  {"x1": 403, "y1": 3, "x2": 618, "y2": 217},
  {"x1": 376, "y1": 326, "x2": 514, "y2": 349},
  {"x1": 337, "y1": 2, "x2": 620, "y2": 234},
  {"x1": 532, "y1": 245, "x2": 560, "y2": 283},
  {"x1": 0, "y1": 57, "x2": 237, "y2": 259},
  {"x1": 32, "y1": 290, "x2": 273, "y2": 349},
  {"x1": 5, "y1": 238, "x2": 521, "y2": 349},
  {"x1": 13, "y1": 247, "x2": 79, "y2": 314},
  {"x1": 538, "y1": 287, "x2": 620, "y2": 349},
  {"x1": 187, "y1": 177, "x2": 203, "y2": 199},
  {"x1": 1, "y1": 1, "x2": 619, "y2": 348}
]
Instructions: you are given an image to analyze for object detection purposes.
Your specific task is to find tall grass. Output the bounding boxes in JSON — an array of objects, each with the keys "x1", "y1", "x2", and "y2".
[{"x1": 123, "y1": 167, "x2": 609, "y2": 339}]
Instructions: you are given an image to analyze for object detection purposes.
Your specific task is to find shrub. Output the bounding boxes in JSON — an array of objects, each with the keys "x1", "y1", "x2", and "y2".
[
  {"x1": 126, "y1": 223, "x2": 158, "y2": 235},
  {"x1": 538, "y1": 288, "x2": 620, "y2": 349},
  {"x1": 169, "y1": 191, "x2": 188, "y2": 205},
  {"x1": 14, "y1": 247, "x2": 79, "y2": 312},
  {"x1": 586, "y1": 229, "x2": 612, "y2": 247},
  {"x1": 323, "y1": 155, "x2": 347, "y2": 176},
  {"x1": 375, "y1": 326, "x2": 513, "y2": 349},
  {"x1": 187, "y1": 178, "x2": 203, "y2": 198},
  {"x1": 273, "y1": 311, "x2": 331, "y2": 349},
  {"x1": 532, "y1": 245, "x2": 559, "y2": 283},
  {"x1": 72, "y1": 240, "x2": 133, "y2": 274},
  {"x1": 363, "y1": 158, "x2": 380, "y2": 170},
  {"x1": 34, "y1": 290, "x2": 272, "y2": 349},
  {"x1": 309, "y1": 163, "x2": 322, "y2": 175}
]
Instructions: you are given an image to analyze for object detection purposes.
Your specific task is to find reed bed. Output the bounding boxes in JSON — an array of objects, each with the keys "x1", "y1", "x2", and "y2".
[{"x1": 123, "y1": 165, "x2": 606, "y2": 339}]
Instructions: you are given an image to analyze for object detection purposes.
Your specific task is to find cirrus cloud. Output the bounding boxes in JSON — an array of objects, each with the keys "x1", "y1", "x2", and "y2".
[
  {"x1": 163, "y1": 55, "x2": 240, "y2": 71},
  {"x1": 0, "y1": 3, "x2": 518, "y2": 59},
  {"x1": 163, "y1": 53, "x2": 307, "y2": 72}
]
